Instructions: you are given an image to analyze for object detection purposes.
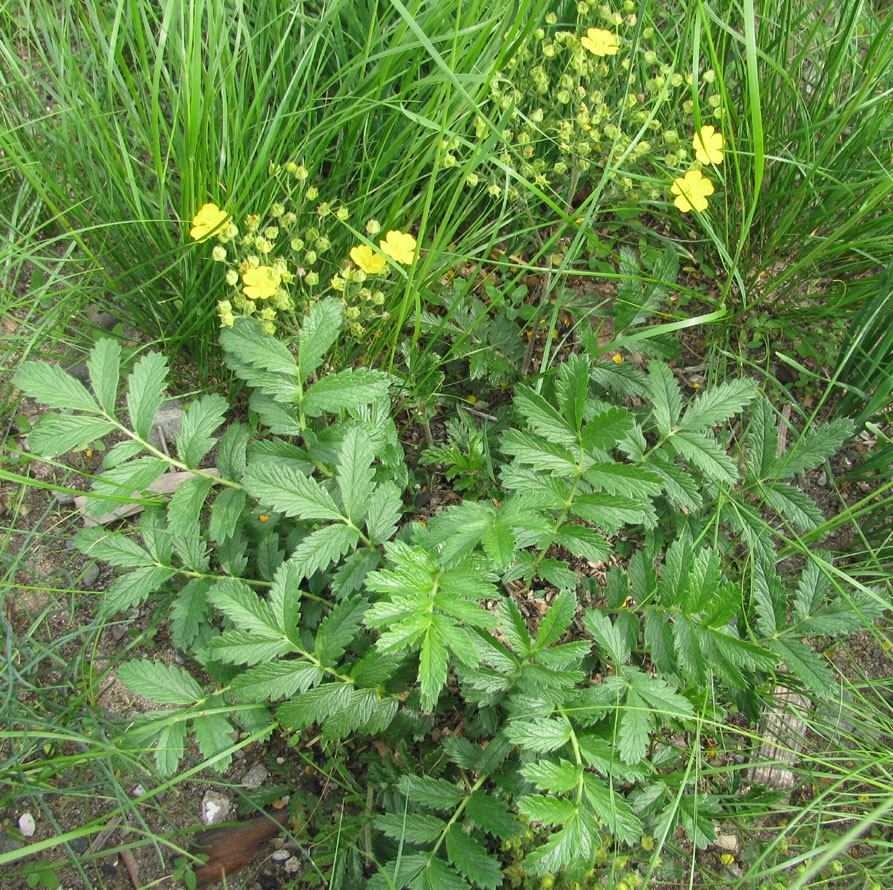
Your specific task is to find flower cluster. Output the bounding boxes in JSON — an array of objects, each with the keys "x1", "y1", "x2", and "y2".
[{"x1": 670, "y1": 125, "x2": 724, "y2": 213}]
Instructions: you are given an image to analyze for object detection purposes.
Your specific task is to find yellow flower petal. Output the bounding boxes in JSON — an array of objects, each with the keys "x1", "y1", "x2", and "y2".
[
  {"x1": 190, "y1": 202, "x2": 230, "y2": 242},
  {"x1": 580, "y1": 28, "x2": 619, "y2": 57},
  {"x1": 349, "y1": 244, "x2": 387, "y2": 275},
  {"x1": 379, "y1": 230, "x2": 417, "y2": 265},
  {"x1": 241, "y1": 265, "x2": 281, "y2": 300},
  {"x1": 671, "y1": 169, "x2": 714, "y2": 213},
  {"x1": 693, "y1": 125, "x2": 724, "y2": 165}
]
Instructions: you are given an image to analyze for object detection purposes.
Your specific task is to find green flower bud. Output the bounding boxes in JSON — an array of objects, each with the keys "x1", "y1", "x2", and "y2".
[
  {"x1": 264, "y1": 226, "x2": 279, "y2": 240},
  {"x1": 304, "y1": 271, "x2": 319, "y2": 286},
  {"x1": 305, "y1": 186, "x2": 318, "y2": 200},
  {"x1": 212, "y1": 245, "x2": 226, "y2": 262}
]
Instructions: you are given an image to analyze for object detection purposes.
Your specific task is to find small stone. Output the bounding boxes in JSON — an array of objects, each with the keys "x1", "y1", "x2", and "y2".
[
  {"x1": 132, "y1": 784, "x2": 147, "y2": 798},
  {"x1": 201, "y1": 791, "x2": 232, "y2": 826},
  {"x1": 65, "y1": 361, "x2": 90, "y2": 382},
  {"x1": 148, "y1": 401, "x2": 183, "y2": 448},
  {"x1": 271, "y1": 850, "x2": 291, "y2": 861},
  {"x1": 81, "y1": 564, "x2": 100, "y2": 588},
  {"x1": 872, "y1": 649, "x2": 883, "y2": 660},
  {"x1": 241, "y1": 763, "x2": 269, "y2": 790},
  {"x1": 18, "y1": 813, "x2": 36, "y2": 838},
  {"x1": 284, "y1": 856, "x2": 301, "y2": 874},
  {"x1": 69, "y1": 836, "x2": 88, "y2": 854},
  {"x1": 714, "y1": 834, "x2": 738, "y2": 852},
  {"x1": 733, "y1": 753, "x2": 747, "y2": 764},
  {"x1": 53, "y1": 490, "x2": 76, "y2": 506},
  {"x1": 110, "y1": 623, "x2": 128, "y2": 641}
]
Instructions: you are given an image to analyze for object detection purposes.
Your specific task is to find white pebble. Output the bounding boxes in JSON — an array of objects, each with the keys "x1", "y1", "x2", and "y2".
[{"x1": 18, "y1": 813, "x2": 36, "y2": 837}]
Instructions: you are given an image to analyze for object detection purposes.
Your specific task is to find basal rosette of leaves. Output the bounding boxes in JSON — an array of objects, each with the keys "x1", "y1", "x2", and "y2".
[{"x1": 13, "y1": 307, "x2": 885, "y2": 887}]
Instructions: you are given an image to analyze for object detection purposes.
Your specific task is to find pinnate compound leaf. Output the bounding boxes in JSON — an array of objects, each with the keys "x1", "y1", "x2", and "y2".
[
  {"x1": 126, "y1": 352, "x2": 169, "y2": 440},
  {"x1": 555, "y1": 352, "x2": 590, "y2": 433},
  {"x1": 87, "y1": 337, "x2": 121, "y2": 415},
  {"x1": 298, "y1": 297, "x2": 343, "y2": 381},
  {"x1": 583, "y1": 609, "x2": 630, "y2": 664},
  {"x1": 761, "y1": 481, "x2": 824, "y2": 531},
  {"x1": 498, "y1": 597, "x2": 532, "y2": 657},
  {"x1": 516, "y1": 795, "x2": 576, "y2": 826},
  {"x1": 118, "y1": 660, "x2": 203, "y2": 704},
  {"x1": 767, "y1": 638, "x2": 835, "y2": 698},
  {"x1": 581, "y1": 774, "x2": 642, "y2": 845},
  {"x1": 208, "y1": 630, "x2": 293, "y2": 666},
  {"x1": 13, "y1": 360, "x2": 99, "y2": 414},
  {"x1": 446, "y1": 826, "x2": 503, "y2": 890},
  {"x1": 364, "y1": 482, "x2": 402, "y2": 545},
  {"x1": 170, "y1": 577, "x2": 213, "y2": 649},
  {"x1": 193, "y1": 711, "x2": 236, "y2": 771},
  {"x1": 27, "y1": 414, "x2": 117, "y2": 456},
  {"x1": 677, "y1": 378, "x2": 757, "y2": 433},
  {"x1": 580, "y1": 406, "x2": 635, "y2": 451},
  {"x1": 243, "y1": 462, "x2": 343, "y2": 522},
  {"x1": 583, "y1": 462, "x2": 663, "y2": 498},
  {"x1": 217, "y1": 422, "x2": 250, "y2": 481},
  {"x1": 302, "y1": 368, "x2": 389, "y2": 417},
  {"x1": 153, "y1": 719, "x2": 186, "y2": 777},
  {"x1": 276, "y1": 681, "x2": 354, "y2": 729},
  {"x1": 74, "y1": 527, "x2": 155, "y2": 568},
  {"x1": 176, "y1": 394, "x2": 228, "y2": 467},
  {"x1": 419, "y1": 626, "x2": 449, "y2": 709},
  {"x1": 209, "y1": 487, "x2": 246, "y2": 543}
]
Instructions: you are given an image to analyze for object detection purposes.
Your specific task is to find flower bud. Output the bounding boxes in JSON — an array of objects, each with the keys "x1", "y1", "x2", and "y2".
[{"x1": 212, "y1": 245, "x2": 227, "y2": 262}]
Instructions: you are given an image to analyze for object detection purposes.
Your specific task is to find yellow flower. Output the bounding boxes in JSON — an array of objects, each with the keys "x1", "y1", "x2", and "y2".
[
  {"x1": 242, "y1": 265, "x2": 281, "y2": 300},
  {"x1": 379, "y1": 230, "x2": 417, "y2": 265},
  {"x1": 190, "y1": 203, "x2": 230, "y2": 242},
  {"x1": 581, "y1": 28, "x2": 619, "y2": 57},
  {"x1": 671, "y1": 169, "x2": 715, "y2": 213},
  {"x1": 693, "y1": 125, "x2": 724, "y2": 165},
  {"x1": 349, "y1": 244, "x2": 387, "y2": 275}
]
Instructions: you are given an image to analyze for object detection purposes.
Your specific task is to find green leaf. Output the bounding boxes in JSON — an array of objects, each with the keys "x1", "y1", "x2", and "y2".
[
  {"x1": 513, "y1": 385, "x2": 576, "y2": 447},
  {"x1": 671, "y1": 430, "x2": 738, "y2": 485},
  {"x1": 243, "y1": 462, "x2": 343, "y2": 522},
  {"x1": 332, "y1": 548, "x2": 381, "y2": 600},
  {"x1": 744, "y1": 397, "x2": 777, "y2": 480},
  {"x1": 166, "y1": 476, "x2": 214, "y2": 538},
  {"x1": 170, "y1": 578, "x2": 213, "y2": 649},
  {"x1": 302, "y1": 368, "x2": 389, "y2": 417},
  {"x1": 617, "y1": 689, "x2": 650, "y2": 764},
  {"x1": 551, "y1": 525, "x2": 612, "y2": 564},
  {"x1": 677, "y1": 378, "x2": 757, "y2": 433},
  {"x1": 446, "y1": 826, "x2": 503, "y2": 890},
  {"x1": 102, "y1": 566, "x2": 176, "y2": 616},
  {"x1": 515, "y1": 795, "x2": 576, "y2": 826},
  {"x1": 27, "y1": 414, "x2": 117, "y2": 456},
  {"x1": 364, "y1": 482, "x2": 402, "y2": 545},
  {"x1": 536, "y1": 589, "x2": 576, "y2": 650},
  {"x1": 74, "y1": 526, "x2": 155, "y2": 568},
  {"x1": 419, "y1": 625, "x2": 449, "y2": 709},
  {"x1": 193, "y1": 711, "x2": 235, "y2": 771},
  {"x1": 648, "y1": 361, "x2": 682, "y2": 437},
  {"x1": 118, "y1": 660, "x2": 202, "y2": 704},
  {"x1": 208, "y1": 630, "x2": 293, "y2": 666},
  {"x1": 497, "y1": 597, "x2": 532, "y2": 657},
  {"x1": 572, "y1": 493, "x2": 654, "y2": 532},
  {"x1": 583, "y1": 609, "x2": 630, "y2": 664},
  {"x1": 581, "y1": 774, "x2": 642, "y2": 845},
  {"x1": 500, "y1": 429, "x2": 578, "y2": 473},
  {"x1": 87, "y1": 338, "x2": 121, "y2": 415},
  {"x1": 336, "y1": 426, "x2": 375, "y2": 523},
  {"x1": 465, "y1": 792, "x2": 521, "y2": 840},
  {"x1": 13, "y1": 360, "x2": 99, "y2": 414},
  {"x1": 375, "y1": 813, "x2": 446, "y2": 845},
  {"x1": 268, "y1": 559, "x2": 303, "y2": 639},
  {"x1": 583, "y1": 463, "x2": 663, "y2": 498},
  {"x1": 768, "y1": 638, "x2": 835, "y2": 698},
  {"x1": 298, "y1": 297, "x2": 343, "y2": 381},
  {"x1": 249, "y1": 391, "x2": 303, "y2": 436},
  {"x1": 126, "y1": 352, "x2": 169, "y2": 440},
  {"x1": 314, "y1": 596, "x2": 367, "y2": 667},
  {"x1": 770, "y1": 417, "x2": 855, "y2": 478},
  {"x1": 276, "y1": 681, "x2": 354, "y2": 729},
  {"x1": 209, "y1": 487, "x2": 246, "y2": 543},
  {"x1": 208, "y1": 577, "x2": 281, "y2": 638},
  {"x1": 521, "y1": 759, "x2": 582, "y2": 794},
  {"x1": 220, "y1": 317, "x2": 300, "y2": 401},
  {"x1": 555, "y1": 352, "x2": 590, "y2": 433},
  {"x1": 398, "y1": 775, "x2": 464, "y2": 810},
  {"x1": 230, "y1": 659, "x2": 323, "y2": 701},
  {"x1": 176, "y1": 394, "x2": 228, "y2": 467},
  {"x1": 761, "y1": 481, "x2": 824, "y2": 531},
  {"x1": 288, "y1": 523, "x2": 359, "y2": 583},
  {"x1": 217, "y1": 422, "x2": 250, "y2": 481},
  {"x1": 505, "y1": 717, "x2": 571, "y2": 753},
  {"x1": 153, "y1": 718, "x2": 187, "y2": 776}
]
